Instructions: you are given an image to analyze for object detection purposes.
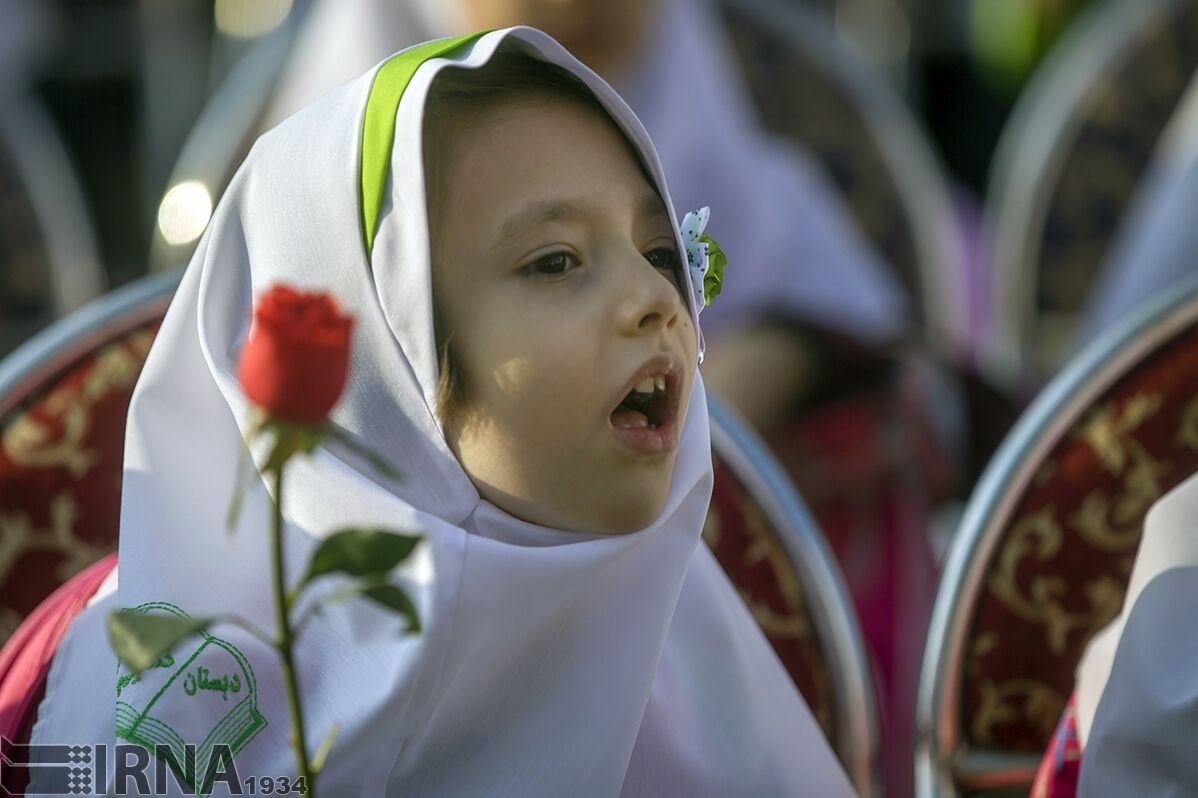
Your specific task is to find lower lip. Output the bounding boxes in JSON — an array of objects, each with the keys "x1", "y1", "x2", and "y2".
[{"x1": 609, "y1": 420, "x2": 679, "y2": 456}]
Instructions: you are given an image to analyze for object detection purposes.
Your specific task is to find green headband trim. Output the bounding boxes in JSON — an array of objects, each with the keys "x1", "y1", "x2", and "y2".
[{"x1": 359, "y1": 31, "x2": 489, "y2": 257}]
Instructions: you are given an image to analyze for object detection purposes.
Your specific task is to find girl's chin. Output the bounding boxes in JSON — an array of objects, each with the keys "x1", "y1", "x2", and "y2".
[
  {"x1": 574, "y1": 488, "x2": 672, "y2": 536},
  {"x1": 460, "y1": 444, "x2": 674, "y2": 534}
]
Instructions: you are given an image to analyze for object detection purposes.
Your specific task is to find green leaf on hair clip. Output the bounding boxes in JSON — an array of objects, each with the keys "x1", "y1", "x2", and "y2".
[{"x1": 700, "y1": 234, "x2": 726, "y2": 307}]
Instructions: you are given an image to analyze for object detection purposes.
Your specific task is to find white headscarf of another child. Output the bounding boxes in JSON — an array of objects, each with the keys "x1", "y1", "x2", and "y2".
[{"x1": 1075, "y1": 469, "x2": 1198, "y2": 792}]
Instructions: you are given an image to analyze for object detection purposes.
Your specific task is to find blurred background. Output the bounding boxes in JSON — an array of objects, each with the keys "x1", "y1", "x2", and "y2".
[
  {"x1": 7, "y1": 0, "x2": 1196, "y2": 509},
  {"x1": 10, "y1": 0, "x2": 1198, "y2": 396},
  {"x1": 4, "y1": 1, "x2": 1198, "y2": 796}
]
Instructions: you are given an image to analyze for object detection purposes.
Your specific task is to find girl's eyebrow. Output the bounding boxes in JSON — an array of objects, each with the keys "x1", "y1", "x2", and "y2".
[
  {"x1": 494, "y1": 193, "x2": 672, "y2": 249},
  {"x1": 636, "y1": 193, "x2": 672, "y2": 228},
  {"x1": 496, "y1": 199, "x2": 588, "y2": 247}
]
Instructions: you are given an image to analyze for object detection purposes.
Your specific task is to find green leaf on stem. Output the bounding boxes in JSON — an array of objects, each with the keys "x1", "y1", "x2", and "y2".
[
  {"x1": 360, "y1": 583, "x2": 422, "y2": 634},
  {"x1": 107, "y1": 612, "x2": 212, "y2": 676},
  {"x1": 299, "y1": 528, "x2": 422, "y2": 589},
  {"x1": 311, "y1": 579, "x2": 422, "y2": 634}
]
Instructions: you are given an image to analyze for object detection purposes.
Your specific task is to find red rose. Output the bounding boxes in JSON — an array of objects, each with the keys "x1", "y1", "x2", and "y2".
[{"x1": 237, "y1": 285, "x2": 354, "y2": 424}]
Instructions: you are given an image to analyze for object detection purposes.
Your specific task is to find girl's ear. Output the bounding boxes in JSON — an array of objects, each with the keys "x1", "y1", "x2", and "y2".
[{"x1": 431, "y1": 288, "x2": 468, "y2": 428}]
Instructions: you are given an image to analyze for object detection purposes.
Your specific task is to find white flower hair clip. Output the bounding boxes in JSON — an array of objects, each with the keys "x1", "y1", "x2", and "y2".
[{"x1": 679, "y1": 207, "x2": 727, "y2": 317}]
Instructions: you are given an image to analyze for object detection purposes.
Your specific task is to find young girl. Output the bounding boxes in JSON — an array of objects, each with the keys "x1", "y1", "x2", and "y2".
[{"x1": 29, "y1": 28, "x2": 855, "y2": 796}]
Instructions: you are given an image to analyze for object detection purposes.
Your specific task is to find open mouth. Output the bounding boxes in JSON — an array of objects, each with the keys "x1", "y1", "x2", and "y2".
[
  {"x1": 611, "y1": 372, "x2": 671, "y2": 430},
  {"x1": 608, "y1": 358, "x2": 682, "y2": 456}
]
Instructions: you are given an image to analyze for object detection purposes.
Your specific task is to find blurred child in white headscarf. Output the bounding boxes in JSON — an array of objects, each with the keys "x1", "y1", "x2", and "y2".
[{"x1": 1027, "y1": 470, "x2": 1198, "y2": 796}]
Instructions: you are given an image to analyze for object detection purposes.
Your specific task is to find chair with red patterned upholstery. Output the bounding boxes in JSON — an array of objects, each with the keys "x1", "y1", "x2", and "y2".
[
  {"x1": 715, "y1": 7, "x2": 967, "y2": 790},
  {"x1": 0, "y1": 272, "x2": 879, "y2": 795},
  {"x1": 0, "y1": 270, "x2": 181, "y2": 645},
  {"x1": 916, "y1": 272, "x2": 1198, "y2": 798},
  {"x1": 708, "y1": 398, "x2": 880, "y2": 797}
]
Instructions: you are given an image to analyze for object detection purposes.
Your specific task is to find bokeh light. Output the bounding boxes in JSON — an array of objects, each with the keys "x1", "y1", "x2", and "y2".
[
  {"x1": 157, "y1": 180, "x2": 213, "y2": 246},
  {"x1": 214, "y1": 0, "x2": 294, "y2": 39}
]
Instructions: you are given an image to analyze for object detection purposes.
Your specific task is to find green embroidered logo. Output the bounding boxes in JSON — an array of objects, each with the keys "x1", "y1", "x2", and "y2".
[{"x1": 115, "y1": 602, "x2": 267, "y2": 796}]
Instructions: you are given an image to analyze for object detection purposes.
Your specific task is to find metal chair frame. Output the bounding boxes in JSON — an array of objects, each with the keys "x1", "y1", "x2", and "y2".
[
  {"x1": 985, "y1": 0, "x2": 1189, "y2": 384},
  {"x1": 709, "y1": 397, "x2": 880, "y2": 798},
  {"x1": 0, "y1": 269, "x2": 182, "y2": 420},
  {"x1": 916, "y1": 271, "x2": 1198, "y2": 797}
]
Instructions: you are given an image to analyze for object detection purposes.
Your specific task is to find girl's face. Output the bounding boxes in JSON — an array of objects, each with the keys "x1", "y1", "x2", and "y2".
[{"x1": 429, "y1": 96, "x2": 697, "y2": 535}]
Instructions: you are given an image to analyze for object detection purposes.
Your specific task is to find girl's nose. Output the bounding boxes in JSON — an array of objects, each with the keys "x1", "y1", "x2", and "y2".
[{"x1": 616, "y1": 252, "x2": 683, "y2": 336}]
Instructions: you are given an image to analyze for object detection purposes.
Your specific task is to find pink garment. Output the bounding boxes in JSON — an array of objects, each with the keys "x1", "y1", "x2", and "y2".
[
  {"x1": 0, "y1": 554, "x2": 117, "y2": 793},
  {"x1": 778, "y1": 387, "x2": 946, "y2": 798},
  {"x1": 1032, "y1": 695, "x2": 1082, "y2": 798}
]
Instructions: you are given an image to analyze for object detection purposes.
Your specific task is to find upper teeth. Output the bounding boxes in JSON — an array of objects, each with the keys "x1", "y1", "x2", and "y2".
[{"x1": 634, "y1": 375, "x2": 667, "y2": 395}]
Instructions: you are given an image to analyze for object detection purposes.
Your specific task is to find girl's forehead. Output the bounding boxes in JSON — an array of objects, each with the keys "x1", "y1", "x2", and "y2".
[
  {"x1": 492, "y1": 192, "x2": 671, "y2": 240},
  {"x1": 439, "y1": 99, "x2": 666, "y2": 225}
]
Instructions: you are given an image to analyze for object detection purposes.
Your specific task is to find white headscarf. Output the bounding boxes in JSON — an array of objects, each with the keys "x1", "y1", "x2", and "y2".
[
  {"x1": 264, "y1": 0, "x2": 909, "y2": 346},
  {"x1": 1076, "y1": 565, "x2": 1198, "y2": 795},
  {"x1": 30, "y1": 28, "x2": 853, "y2": 797},
  {"x1": 1072, "y1": 470, "x2": 1198, "y2": 755}
]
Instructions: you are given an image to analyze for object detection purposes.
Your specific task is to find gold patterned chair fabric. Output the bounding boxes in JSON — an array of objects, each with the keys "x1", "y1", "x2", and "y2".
[
  {"x1": 706, "y1": 460, "x2": 832, "y2": 733},
  {"x1": 0, "y1": 274, "x2": 878, "y2": 794},
  {"x1": 0, "y1": 273, "x2": 178, "y2": 645},
  {"x1": 0, "y1": 327, "x2": 153, "y2": 641},
  {"x1": 988, "y1": 0, "x2": 1198, "y2": 379},
  {"x1": 917, "y1": 276, "x2": 1198, "y2": 797},
  {"x1": 718, "y1": 0, "x2": 967, "y2": 349}
]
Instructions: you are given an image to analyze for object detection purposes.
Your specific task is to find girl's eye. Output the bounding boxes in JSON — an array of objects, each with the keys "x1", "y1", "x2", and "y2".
[
  {"x1": 645, "y1": 247, "x2": 683, "y2": 292},
  {"x1": 645, "y1": 247, "x2": 680, "y2": 273},
  {"x1": 524, "y1": 251, "x2": 579, "y2": 278}
]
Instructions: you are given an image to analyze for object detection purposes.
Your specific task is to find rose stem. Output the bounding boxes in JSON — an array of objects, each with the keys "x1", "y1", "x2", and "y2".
[{"x1": 271, "y1": 463, "x2": 317, "y2": 796}]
